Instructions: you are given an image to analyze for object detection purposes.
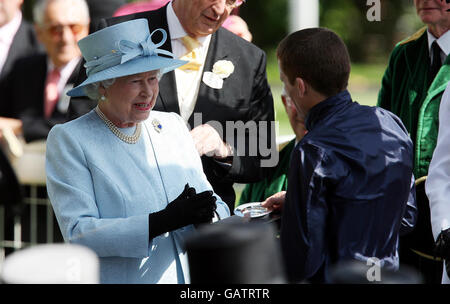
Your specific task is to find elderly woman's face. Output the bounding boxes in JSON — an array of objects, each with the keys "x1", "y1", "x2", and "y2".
[{"x1": 100, "y1": 71, "x2": 159, "y2": 127}]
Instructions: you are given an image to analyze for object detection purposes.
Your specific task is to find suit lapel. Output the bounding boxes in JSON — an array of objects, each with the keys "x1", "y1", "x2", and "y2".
[
  {"x1": 158, "y1": 71, "x2": 179, "y2": 113},
  {"x1": 1, "y1": 21, "x2": 31, "y2": 80},
  {"x1": 150, "y1": 4, "x2": 180, "y2": 114},
  {"x1": 67, "y1": 58, "x2": 83, "y2": 85},
  {"x1": 403, "y1": 30, "x2": 450, "y2": 98},
  {"x1": 203, "y1": 29, "x2": 230, "y2": 74},
  {"x1": 55, "y1": 59, "x2": 83, "y2": 116},
  {"x1": 31, "y1": 55, "x2": 48, "y2": 115},
  {"x1": 428, "y1": 56, "x2": 450, "y2": 98},
  {"x1": 403, "y1": 32, "x2": 429, "y2": 86},
  {"x1": 188, "y1": 29, "x2": 229, "y2": 125}
]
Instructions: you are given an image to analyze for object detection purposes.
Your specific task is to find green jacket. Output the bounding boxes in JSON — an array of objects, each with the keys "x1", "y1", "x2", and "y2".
[
  {"x1": 238, "y1": 139, "x2": 295, "y2": 206},
  {"x1": 378, "y1": 27, "x2": 450, "y2": 178}
]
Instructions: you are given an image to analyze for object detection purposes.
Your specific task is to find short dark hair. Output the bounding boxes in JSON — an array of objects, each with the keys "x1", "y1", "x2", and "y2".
[{"x1": 277, "y1": 28, "x2": 351, "y2": 97}]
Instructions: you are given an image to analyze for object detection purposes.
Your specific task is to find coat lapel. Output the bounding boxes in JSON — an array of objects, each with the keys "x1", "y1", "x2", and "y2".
[
  {"x1": 403, "y1": 31, "x2": 429, "y2": 89},
  {"x1": 428, "y1": 56, "x2": 450, "y2": 98},
  {"x1": 144, "y1": 4, "x2": 180, "y2": 114},
  {"x1": 158, "y1": 71, "x2": 180, "y2": 113},
  {"x1": 1, "y1": 20, "x2": 40, "y2": 81},
  {"x1": 187, "y1": 29, "x2": 229, "y2": 125},
  {"x1": 403, "y1": 29, "x2": 450, "y2": 100}
]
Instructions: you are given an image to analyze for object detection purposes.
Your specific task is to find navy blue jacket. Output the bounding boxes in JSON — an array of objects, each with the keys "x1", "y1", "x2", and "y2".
[{"x1": 281, "y1": 91, "x2": 417, "y2": 283}]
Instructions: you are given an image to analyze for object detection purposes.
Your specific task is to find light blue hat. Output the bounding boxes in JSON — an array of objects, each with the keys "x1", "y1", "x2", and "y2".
[{"x1": 67, "y1": 19, "x2": 187, "y2": 97}]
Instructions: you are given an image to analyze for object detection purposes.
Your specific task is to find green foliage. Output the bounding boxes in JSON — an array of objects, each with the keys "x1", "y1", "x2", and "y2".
[
  {"x1": 22, "y1": 0, "x2": 36, "y2": 21},
  {"x1": 241, "y1": 0, "x2": 424, "y2": 64},
  {"x1": 319, "y1": 0, "x2": 422, "y2": 63},
  {"x1": 239, "y1": 0, "x2": 288, "y2": 51}
]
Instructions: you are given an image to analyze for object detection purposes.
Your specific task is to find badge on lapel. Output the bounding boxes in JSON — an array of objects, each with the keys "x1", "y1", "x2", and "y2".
[
  {"x1": 152, "y1": 119, "x2": 162, "y2": 133},
  {"x1": 202, "y1": 60, "x2": 234, "y2": 89}
]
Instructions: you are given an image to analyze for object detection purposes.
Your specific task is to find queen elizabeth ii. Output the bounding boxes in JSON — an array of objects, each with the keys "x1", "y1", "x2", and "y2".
[{"x1": 45, "y1": 19, "x2": 230, "y2": 284}]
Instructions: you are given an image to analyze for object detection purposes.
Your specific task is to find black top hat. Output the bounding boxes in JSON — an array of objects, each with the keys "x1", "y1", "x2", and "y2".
[{"x1": 185, "y1": 221, "x2": 286, "y2": 284}]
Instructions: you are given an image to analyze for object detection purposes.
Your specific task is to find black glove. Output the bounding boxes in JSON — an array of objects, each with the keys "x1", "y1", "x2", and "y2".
[
  {"x1": 436, "y1": 228, "x2": 450, "y2": 276},
  {"x1": 434, "y1": 228, "x2": 450, "y2": 278},
  {"x1": 434, "y1": 228, "x2": 450, "y2": 259},
  {"x1": 148, "y1": 183, "x2": 217, "y2": 240}
]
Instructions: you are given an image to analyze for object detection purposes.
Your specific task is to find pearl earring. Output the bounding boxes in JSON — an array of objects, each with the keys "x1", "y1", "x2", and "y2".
[{"x1": 100, "y1": 95, "x2": 106, "y2": 101}]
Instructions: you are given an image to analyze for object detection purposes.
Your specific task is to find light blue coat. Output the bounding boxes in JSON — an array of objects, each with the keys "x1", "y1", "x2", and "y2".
[{"x1": 45, "y1": 110, "x2": 230, "y2": 284}]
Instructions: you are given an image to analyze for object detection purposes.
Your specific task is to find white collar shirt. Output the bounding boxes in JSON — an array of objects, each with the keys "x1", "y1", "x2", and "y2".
[
  {"x1": 47, "y1": 56, "x2": 80, "y2": 113},
  {"x1": 427, "y1": 29, "x2": 450, "y2": 65},
  {"x1": 166, "y1": 1, "x2": 212, "y2": 122},
  {"x1": 0, "y1": 12, "x2": 22, "y2": 74}
]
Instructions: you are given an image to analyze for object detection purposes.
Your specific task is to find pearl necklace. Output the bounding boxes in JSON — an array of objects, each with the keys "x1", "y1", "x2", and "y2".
[{"x1": 94, "y1": 106, "x2": 141, "y2": 144}]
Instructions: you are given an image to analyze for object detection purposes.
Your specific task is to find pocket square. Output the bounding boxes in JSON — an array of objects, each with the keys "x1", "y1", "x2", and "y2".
[{"x1": 202, "y1": 71, "x2": 223, "y2": 89}]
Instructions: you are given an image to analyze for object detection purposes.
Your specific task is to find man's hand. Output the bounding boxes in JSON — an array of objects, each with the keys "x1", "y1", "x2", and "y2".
[
  {"x1": 261, "y1": 191, "x2": 286, "y2": 212},
  {"x1": 0, "y1": 117, "x2": 23, "y2": 139},
  {"x1": 148, "y1": 184, "x2": 217, "y2": 239},
  {"x1": 190, "y1": 124, "x2": 232, "y2": 159}
]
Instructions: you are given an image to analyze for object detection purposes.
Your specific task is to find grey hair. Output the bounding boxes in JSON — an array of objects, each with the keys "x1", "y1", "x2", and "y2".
[
  {"x1": 84, "y1": 78, "x2": 116, "y2": 101},
  {"x1": 84, "y1": 70, "x2": 163, "y2": 100},
  {"x1": 33, "y1": 0, "x2": 90, "y2": 26}
]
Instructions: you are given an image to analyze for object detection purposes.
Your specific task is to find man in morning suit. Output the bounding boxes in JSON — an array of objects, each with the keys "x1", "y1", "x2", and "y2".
[
  {"x1": 69, "y1": 0, "x2": 275, "y2": 212},
  {"x1": 377, "y1": 0, "x2": 450, "y2": 284},
  {"x1": 2, "y1": 0, "x2": 89, "y2": 143},
  {"x1": 0, "y1": 0, "x2": 90, "y2": 250},
  {"x1": 0, "y1": 0, "x2": 41, "y2": 117}
]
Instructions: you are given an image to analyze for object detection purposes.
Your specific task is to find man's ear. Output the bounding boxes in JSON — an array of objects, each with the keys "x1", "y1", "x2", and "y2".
[{"x1": 295, "y1": 77, "x2": 306, "y2": 98}]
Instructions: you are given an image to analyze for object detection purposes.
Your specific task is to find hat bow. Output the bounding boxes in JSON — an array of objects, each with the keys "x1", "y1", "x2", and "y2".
[{"x1": 85, "y1": 28, "x2": 174, "y2": 77}]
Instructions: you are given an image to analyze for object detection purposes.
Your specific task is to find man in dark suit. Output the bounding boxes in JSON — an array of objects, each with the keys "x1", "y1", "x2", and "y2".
[
  {"x1": 7, "y1": 55, "x2": 83, "y2": 143},
  {"x1": 0, "y1": 0, "x2": 90, "y2": 251},
  {"x1": 377, "y1": 0, "x2": 449, "y2": 284},
  {"x1": 0, "y1": 0, "x2": 42, "y2": 117},
  {"x1": 2, "y1": 0, "x2": 89, "y2": 143},
  {"x1": 69, "y1": 0, "x2": 275, "y2": 212}
]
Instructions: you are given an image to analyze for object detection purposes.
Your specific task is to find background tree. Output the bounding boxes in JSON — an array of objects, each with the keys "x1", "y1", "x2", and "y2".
[{"x1": 240, "y1": 0, "x2": 423, "y2": 63}]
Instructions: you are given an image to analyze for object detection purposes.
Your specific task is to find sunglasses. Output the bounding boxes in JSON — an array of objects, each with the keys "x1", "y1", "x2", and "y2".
[{"x1": 44, "y1": 23, "x2": 86, "y2": 37}]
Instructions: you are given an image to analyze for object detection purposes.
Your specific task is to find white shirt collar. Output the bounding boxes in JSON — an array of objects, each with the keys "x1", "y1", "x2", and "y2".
[
  {"x1": 427, "y1": 29, "x2": 450, "y2": 58},
  {"x1": 47, "y1": 56, "x2": 80, "y2": 90},
  {"x1": 0, "y1": 11, "x2": 22, "y2": 45},
  {"x1": 166, "y1": 1, "x2": 209, "y2": 45}
]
